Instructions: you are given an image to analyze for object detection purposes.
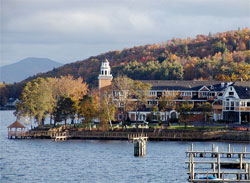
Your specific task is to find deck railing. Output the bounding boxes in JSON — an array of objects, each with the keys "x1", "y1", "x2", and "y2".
[{"x1": 8, "y1": 131, "x2": 26, "y2": 137}]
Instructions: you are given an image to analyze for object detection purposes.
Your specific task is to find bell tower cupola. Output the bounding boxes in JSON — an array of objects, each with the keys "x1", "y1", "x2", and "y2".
[
  {"x1": 99, "y1": 58, "x2": 112, "y2": 77},
  {"x1": 98, "y1": 59, "x2": 113, "y2": 95}
]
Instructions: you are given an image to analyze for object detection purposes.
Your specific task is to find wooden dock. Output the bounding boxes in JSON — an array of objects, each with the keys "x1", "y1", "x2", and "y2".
[
  {"x1": 50, "y1": 128, "x2": 70, "y2": 141},
  {"x1": 53, "y1": 135, "x2": 68, "y2": 141},
  {"x1": 186, "y1": 144, "x2": 250, "y2": 183},
  {"x1": 16, "y1": 128, "x2": 250, "y2": 142}
]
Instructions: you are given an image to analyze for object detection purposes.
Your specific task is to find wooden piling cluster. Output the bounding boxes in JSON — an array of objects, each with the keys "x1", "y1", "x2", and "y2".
[
  {"x1": 186, "y1": 144, "x2": 250, "y2": 182},
  {"x1": 128, "y1": 134, "x2": 148, "y2": 157}
]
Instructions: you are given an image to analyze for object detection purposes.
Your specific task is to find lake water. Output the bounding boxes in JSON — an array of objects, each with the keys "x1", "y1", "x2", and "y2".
[{"x1": 0, "y1": 111, "x2": 249, "y2": 183}]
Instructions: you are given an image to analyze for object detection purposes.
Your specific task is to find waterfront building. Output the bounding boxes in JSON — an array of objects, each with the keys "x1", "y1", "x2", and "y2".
[
  {"x1": 98, "y1": 59, "x2": 250, "y2": 124},
  {"x1": 215, "y1": 82, "x2": 250, "y2": 123},
  {"x1": 5, "y1": 98, "x2": 19, "y2": 108}
]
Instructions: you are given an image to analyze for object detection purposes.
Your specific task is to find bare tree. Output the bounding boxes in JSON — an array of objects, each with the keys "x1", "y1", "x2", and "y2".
[{"x1": 112, "y1": 75, "x2": 134, "y2": 128}]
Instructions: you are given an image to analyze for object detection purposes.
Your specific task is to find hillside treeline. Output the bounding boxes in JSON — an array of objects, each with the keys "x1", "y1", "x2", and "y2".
[
  {"x1": 0, "y1": 28, "x2": 249, "y2": 104},
  {"x1": 35, "y1": 28, "x2": 250, "y2": 82}
]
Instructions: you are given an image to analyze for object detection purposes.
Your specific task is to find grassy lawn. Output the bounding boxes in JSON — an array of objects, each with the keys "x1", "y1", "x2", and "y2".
[{"x1": 167, "y1": 125, "x2": 227, "y2": 131}]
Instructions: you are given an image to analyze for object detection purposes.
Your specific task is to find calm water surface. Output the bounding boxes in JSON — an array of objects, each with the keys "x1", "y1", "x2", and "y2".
[{"x1": 0, "y1": 111, "x2": 249, "y2": 183}]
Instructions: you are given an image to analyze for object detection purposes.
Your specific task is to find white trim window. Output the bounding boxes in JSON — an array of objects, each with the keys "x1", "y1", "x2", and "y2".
[
  {"x1": 241, "y1": 102, "x2": 246, "y2": 107},
  {"x1": 202, "y1": 92, "x2": 208, "y2": 97}
]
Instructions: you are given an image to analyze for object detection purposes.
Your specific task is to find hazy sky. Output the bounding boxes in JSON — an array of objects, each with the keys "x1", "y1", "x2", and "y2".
[{"x1": 1, "y1": 0, "x2": 249, "y2": 66}]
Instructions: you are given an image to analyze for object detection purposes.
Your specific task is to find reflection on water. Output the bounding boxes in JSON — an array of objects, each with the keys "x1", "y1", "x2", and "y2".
[{"x1": 0, "y1": 111, "x2": 249, "y2": 183}]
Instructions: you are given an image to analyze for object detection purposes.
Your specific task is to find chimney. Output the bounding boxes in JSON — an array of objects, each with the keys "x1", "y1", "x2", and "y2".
[{"x1": 221, "y1": 82, "x2": 225, "y2": 88}]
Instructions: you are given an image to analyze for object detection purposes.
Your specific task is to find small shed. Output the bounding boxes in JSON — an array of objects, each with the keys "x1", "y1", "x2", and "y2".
[{"x1": 7, "y1": 120, "x2": 26, "y2": 139}]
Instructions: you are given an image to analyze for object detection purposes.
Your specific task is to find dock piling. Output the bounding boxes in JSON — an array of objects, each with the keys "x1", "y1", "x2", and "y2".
[
  {"x1": 227, "y1": 144, "x2": 232, "y2": 158},
  {"x1": 217, "y1": 153, "x2": 220, "y2": 179},
  {"x1": 240, "y1": 153, "x2": 243, "y2": 170},
  {"x1": 248, "y1": 163, "x2": 250, "y2": 180}
]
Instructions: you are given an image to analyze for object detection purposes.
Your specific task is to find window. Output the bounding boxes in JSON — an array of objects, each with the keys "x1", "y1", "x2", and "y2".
[
  {"x1": 229, "y1": 92, "x2": 234, "y2": 96},
  {"x1": 247, "y1": 102, "x2": 250, "y2": 107},
  {"x1": 152, "y1": 101, "x2": 158, "y2": 105},
  {"x1": 150, "y1": 91, "x2": 156, "y2": 96},
  {"x1": 140, "y1": 114, "x2": 146, "y2": 121},
  {"x1": 236, "y1": 102, "x2": 239, "y2": 107},
  {"x1": 157, "y1": 92, "x2": 162, "y2": 97},
  {"x1": 241, "y1": 102, "x2": 246, "y2": 107},
  {"x1": 118, "y1": 114, "x2": 123, "y2": 120},
  {"x1": 105, "y1": 70, "x2": 107, "y2": 75},
  {"x1": 184, "y1": 92, "x2": 191, "y2": 96},
  {"x1": 202, "y1": 92, "x2": 208, "y2": 97},
  {"x1": 147, "y1": 101, "x2": 152, "y2": 105}
]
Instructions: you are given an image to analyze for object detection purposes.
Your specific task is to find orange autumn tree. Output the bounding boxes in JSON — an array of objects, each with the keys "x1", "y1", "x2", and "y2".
[
  {"x1": 53, "y1": 75, "x2": 88, "y2": 101},
  {"x1": 52, "y1": 75, "x2": 88, "y2": 125},
  {"x1": 78, "y1": 90, "x2": 99, "y2": 128}
]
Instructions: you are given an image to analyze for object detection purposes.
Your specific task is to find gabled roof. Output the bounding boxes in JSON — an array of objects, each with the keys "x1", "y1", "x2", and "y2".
[
  {"x1": 7, "y1": 120, "x2": 26, "y2": 128},
  {"x1": 150, "y1": 85, "x2": 194, "y2": 91},
  {"x1": 198, "y1": 86, "x2": 210, "y2": 91},
  {"x1": 140, "y1": 80, "x2": 222, "y2": 91},
  {"x1": 233, "y1": 86, "x2": 250, "y2": 99},
  {"x1": 231, "y1": 81, "x2": 250, "y2": 99},
  {"x1": 207, "y1": 83, "x2": 229, "y2": 91}
]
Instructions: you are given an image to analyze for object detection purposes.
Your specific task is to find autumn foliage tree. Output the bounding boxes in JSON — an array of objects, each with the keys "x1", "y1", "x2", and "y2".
[
  {"x1": 16, "y1": 75, "x2": 88, "y2": 127},
  {"x1": 78, "y1": 93, "x2": 99, "y2": 127}
]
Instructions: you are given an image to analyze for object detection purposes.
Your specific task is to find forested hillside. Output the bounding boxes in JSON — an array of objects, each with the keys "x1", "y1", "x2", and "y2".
[
  {"x1": 1, "y1": 28, "x2": 250, "y2": 104},
  {"x1": 27, "y1": 28, "x2": 250, "y2": 83}
]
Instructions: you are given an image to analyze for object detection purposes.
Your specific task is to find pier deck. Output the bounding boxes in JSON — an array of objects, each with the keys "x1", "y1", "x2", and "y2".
[{"x1": 186, "y1": 144, "x2": 250, "y2": 183}]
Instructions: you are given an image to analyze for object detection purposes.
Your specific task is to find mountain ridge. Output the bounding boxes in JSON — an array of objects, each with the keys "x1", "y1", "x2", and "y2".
[{"x1": 0, "y1": 57, "x2": 62, "y2": 83}]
